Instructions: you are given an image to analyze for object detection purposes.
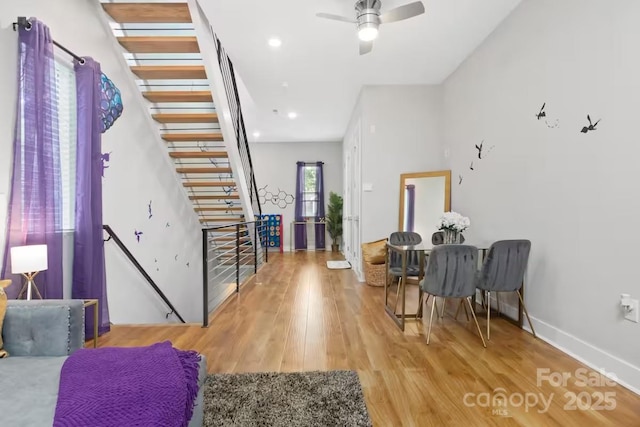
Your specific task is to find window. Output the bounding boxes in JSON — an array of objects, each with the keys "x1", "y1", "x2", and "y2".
[
  {"x1": 55, "y1": 57, "x2": 77, "y2": 231},
  {"x1": 302, "y1": 165, "x2": 319, "y2": 217},
  {"x1": 17, "y1": 56, "x2": 76, "y2": 232}
]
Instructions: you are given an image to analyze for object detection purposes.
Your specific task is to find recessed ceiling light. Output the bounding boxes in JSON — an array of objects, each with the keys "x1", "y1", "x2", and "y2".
[
  {"x1": 288, "y1": 112, "x2": 298, "y2": 120},
  {"x1": 253, "y1": 131, "x2": 261, "y2": 138},
  {"x1": 268, "y1": 37, "x2": 282, "y2": 48}
]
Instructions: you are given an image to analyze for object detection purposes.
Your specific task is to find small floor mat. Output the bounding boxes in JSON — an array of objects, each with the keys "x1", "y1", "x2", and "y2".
[{"x1": 326, "y1": 260, "x2": 352, "y2": 269}]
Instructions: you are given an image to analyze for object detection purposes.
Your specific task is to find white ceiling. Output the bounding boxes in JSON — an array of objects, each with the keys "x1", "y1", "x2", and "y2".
[{"x1": 200, "y1": 0, "x2": 522, "y2": 143}]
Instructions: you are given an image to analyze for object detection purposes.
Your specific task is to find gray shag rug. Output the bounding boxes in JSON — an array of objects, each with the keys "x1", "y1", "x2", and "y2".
[{"x1": 203, "y1": 370, "x2": 372, "y2": 426}]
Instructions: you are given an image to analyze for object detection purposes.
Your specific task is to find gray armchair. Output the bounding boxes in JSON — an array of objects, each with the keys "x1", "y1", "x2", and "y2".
[
  {"x1": 419, "y1": 245, "x2": 486, "y2": 347},
  {"x1": 476, "y1": 239, "x2": 535, "y2": 339}
]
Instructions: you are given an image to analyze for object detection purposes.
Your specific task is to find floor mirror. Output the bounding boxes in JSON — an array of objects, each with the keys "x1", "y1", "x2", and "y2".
[{"x1": 398, "y1": 170, "x2": 451, "y2": 241}]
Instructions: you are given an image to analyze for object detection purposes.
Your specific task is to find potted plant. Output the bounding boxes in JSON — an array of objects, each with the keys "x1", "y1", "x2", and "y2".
[{"x1": 326, "y1": 192, "x2": 343, "y2": 252}]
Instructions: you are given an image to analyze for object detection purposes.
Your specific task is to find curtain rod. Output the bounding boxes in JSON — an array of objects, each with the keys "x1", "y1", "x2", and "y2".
[{"x1": 13, "y1": 17, "x2": 85, "y2": 64}]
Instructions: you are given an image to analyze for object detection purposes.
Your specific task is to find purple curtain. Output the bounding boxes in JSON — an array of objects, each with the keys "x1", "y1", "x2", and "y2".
[
  {"x1": 405, "y1": 184, "x2": 415, "y2": 232},
  {"x1": 314, "y1": 162, "x2": 325, "y2": 250},
  {"x1": 294, "y1": 162, "x2": 307, "y2": 250},
  {"x1": 1, "y1": 19, "x2": 63, "y2": 299},
  {"x1": 72, "y1": 57, "x2": 110, "y2": 338}
]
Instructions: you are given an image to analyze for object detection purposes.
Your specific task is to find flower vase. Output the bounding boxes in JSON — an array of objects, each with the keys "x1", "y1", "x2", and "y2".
[{"x1": 443, "y1": 229, "x2": 461, "y2": 244}]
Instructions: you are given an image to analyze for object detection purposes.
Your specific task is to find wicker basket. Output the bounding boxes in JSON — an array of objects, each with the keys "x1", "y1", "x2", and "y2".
[{"x1": 363, "y1": 261, "x2": 386, "y2": 287}]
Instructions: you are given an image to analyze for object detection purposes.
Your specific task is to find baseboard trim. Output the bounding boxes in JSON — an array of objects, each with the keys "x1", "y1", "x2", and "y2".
[
  {"x1": 482, "y1": 293, "x2": 520, "y2": 320},
  {"x1": 485, "y1": 299, "x2": 640, "y2": 395},
  {"x1": 526, "y1": 315, "x2": 640, "y2": 396}
]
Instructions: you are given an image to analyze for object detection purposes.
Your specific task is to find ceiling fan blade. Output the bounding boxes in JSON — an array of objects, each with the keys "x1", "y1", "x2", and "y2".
[
  {"x1": 379, "y1": 1, "x2": 425, "y2": 24},
  {"x1": 316, "y1": 13, "x2": 356, "y2": 24},
  {"x1": 359, "y1": 40, "x2": 373, "y2": 55}
]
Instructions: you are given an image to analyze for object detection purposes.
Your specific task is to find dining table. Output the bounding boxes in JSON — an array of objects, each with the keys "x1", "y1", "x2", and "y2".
[{"x1": 384, "y1": 242, "x2": 524, "y2": 331}]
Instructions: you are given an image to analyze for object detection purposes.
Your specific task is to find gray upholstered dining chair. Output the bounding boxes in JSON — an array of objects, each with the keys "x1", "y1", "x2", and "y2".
[
  {"x1": 432, "y1": 232, "x2": 468, "y2": 318},
  {"x1": 388, "y1": 232, "x2": 423, "y2": 313},
  {"x1": 431, "y1": 231, "x2": 465, "y2": 245},
  {"x1": 476, "y1": 239, "x2": 535, "y2": 340},
  {"x1": 419, "y1": 245, "x2": 486, "y2": 347}
]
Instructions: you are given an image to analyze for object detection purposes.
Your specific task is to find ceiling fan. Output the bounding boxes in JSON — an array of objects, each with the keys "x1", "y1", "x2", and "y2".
[{"x1": 316, "y1": 0, "x2": 426, "y2": 55}]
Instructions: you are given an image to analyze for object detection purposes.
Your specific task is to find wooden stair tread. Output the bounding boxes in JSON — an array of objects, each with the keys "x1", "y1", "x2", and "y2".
[
  {"x1": 217, "y1": 256, "x2": 256, "y2": 260},
  {"x1": 176, "y1": 167, "x2": 231, "y2": 174},
  {"x1": 189, "y1": 195, "x2": 239, "y2": 200},
  {"x1": 183, "y1": 181, "x2": 236, "y2": 188},
  {"x1": 215, "y1": 260, "x2": 256, "y2": 265},
  {"x1": 195, "y1": 207, "x2": 243, "y2": 212},
  {"x1": 131, "y1": 65, "x2": 206, "y2": 80},
  {"x1": 163, "y1": 133, "x2": 223, "y2": 142},
  {"x1": 146, "y1": 92, "x2": 213, "y2": 103},
  {"x1": 153, "y1": 113, "x2": 218, "y2": 124},
  {"x1": 102, "y1": 3, "x2": 191, "y2": 23},
  {"x1": 118, "y1": 37, "x2": 199, "y2": 54},
  {"x1": 170, "y1": 151, "x2": 227, "y2": 158},
  {"x1": 207, "y1": 227, "x2": 248, "y2": 232},
  {"x1": 213, "y1": 236, "x2": 250, "y2": 241}
]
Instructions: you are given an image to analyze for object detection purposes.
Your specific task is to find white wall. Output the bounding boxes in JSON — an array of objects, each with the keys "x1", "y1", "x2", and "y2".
[
  {"x1": 0, "y1": 0, "x2": 203, "y2": 324},
  {"x1": 249, "y1": 141, "x2": 342, "y2": 252},
  {"x1": 443, "y1": 0, "x2": 640, "y2": 392},
  {"x1": 358, "y1": 85, "x2": 445, "y2": 244}
]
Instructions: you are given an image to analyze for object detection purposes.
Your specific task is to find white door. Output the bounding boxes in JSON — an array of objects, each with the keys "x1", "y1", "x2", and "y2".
[
  {"x1": 343, "y1": 147, "x2": 352, "y2": 258},
  {"x1": 350, "y1": 121, "x2": 363, "y2": 280}
]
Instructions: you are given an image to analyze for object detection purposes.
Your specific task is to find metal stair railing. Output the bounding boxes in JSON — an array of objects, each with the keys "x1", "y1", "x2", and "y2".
[
  {"x1": 211, "y1": 34, "x2": 262, "y2": 217},
  {"x1": 103, "y1": 225, "x2": 185, "y2": 323},
  {"x1": 201, "y1": 219, "x2": 268, "y2": 326}
]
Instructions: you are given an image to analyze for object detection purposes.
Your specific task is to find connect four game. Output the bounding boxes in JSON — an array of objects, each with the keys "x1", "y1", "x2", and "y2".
[{"x1": 257, "y1": 214, "x2": 283, "y2": 253}]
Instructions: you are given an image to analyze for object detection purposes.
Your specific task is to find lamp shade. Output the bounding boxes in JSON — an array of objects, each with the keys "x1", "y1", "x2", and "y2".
[{"x1": 10, "y1": 245, "x2": 48, "y2": 274}]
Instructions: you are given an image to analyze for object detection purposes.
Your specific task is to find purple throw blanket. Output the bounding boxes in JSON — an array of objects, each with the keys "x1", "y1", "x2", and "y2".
[{"x1": 53, "y1": 341, "x2": 200, "y2": 427}]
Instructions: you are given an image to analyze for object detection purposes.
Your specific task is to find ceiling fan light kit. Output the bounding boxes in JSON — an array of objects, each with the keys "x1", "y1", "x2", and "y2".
[
  {"x1": 356, "y1": 0, "x2": 381, "y2": 41},
  {"x1": 358, "y1": 25, "x2": 379, "y2": 42},
  {"x1": 317, "y1": 0, "x2": 425, "y2": 55}
]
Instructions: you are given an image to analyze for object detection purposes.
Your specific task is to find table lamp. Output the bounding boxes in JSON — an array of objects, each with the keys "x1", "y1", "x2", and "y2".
[{"x1": 11, "y1": 244, "x2": 48, "y2": 300}]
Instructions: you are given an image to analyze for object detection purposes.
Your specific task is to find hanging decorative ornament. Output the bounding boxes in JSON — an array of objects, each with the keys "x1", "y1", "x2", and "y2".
[{"x1": 99, "y1": 73, "x2": 123, "y2": 133}]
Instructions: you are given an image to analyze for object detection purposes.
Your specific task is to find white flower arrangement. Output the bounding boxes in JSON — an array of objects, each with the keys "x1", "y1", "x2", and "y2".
[{"x1": 438, "y1": 211, "x2": 470, "y2": 232}]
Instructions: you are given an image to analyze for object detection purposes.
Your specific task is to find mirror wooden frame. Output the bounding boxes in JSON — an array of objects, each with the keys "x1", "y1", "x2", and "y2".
[{"x1": 398, "y1": 170, "x2": 451, "y2": 231}]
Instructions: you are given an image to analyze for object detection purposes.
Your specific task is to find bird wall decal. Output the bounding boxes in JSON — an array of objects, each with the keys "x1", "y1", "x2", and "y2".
[
  {"x1": 536, "y1": 103, "x2": 547, "y2": 120},
  {"x1": 581, "y1": 115, "x2": 600, "y2": 133},
  {"x1": 475, "y1": 141, "x2": 484, "y2": 159}
]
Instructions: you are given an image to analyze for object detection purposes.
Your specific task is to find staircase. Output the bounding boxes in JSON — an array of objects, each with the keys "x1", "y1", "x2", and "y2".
[{"x1": 100, "y1": 1, "x2": 260, "y2": 236}]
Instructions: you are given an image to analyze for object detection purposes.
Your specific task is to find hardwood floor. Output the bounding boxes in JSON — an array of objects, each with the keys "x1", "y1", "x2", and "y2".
[{"x1": 99, "y1": 252, "x2": 640, "y2": 426}]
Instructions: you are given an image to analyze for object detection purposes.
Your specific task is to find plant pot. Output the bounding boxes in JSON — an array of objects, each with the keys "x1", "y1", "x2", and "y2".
[
  {"x1": 443, "y1": 229, "x2": 461, "y2": 244},
  {"x1": 331, "y1": 243, "x2": 340, "y2": 253}
]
